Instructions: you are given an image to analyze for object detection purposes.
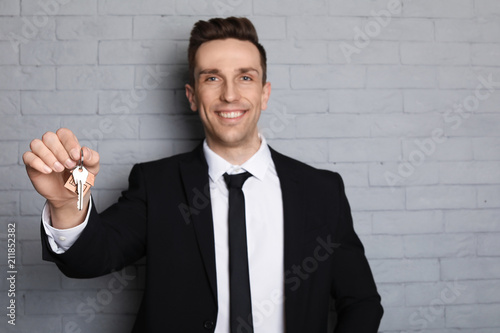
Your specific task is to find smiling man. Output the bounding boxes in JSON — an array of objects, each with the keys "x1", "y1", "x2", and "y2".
[{"x1": 24, "y1": 17, "x2": 383, "y2": 332}]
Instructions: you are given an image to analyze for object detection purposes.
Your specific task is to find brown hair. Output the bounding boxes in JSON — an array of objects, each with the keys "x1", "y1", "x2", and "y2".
[{"x1": 187, "y1": 17, "x2": 267, "y2": 87}]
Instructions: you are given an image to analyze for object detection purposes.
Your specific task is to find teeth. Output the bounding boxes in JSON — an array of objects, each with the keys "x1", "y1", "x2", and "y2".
[{"x1": 218, "y1": 111, "x2": 244, "y2": 119}]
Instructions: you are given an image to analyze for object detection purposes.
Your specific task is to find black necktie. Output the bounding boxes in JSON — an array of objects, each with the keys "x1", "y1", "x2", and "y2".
[{"x1": 223, "y1": 171, "x2": 254, "y2": 333}]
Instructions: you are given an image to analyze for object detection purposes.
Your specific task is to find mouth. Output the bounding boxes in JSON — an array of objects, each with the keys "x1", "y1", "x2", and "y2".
[{"x1": 215, "y1": 110, "x2": 247, "y2": 119}]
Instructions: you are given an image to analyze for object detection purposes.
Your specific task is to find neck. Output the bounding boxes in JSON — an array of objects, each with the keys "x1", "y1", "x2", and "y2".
[{"x1": 206, "y1": 135, "x2": 261, "y2": 165}]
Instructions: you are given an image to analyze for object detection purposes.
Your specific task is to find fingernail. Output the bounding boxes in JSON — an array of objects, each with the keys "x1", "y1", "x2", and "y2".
[
  {"x1": 53, "y1": 161, "x2": 64, "y2": 172},
  {"x1": 65, "y1": 159, "x2": 76, "y2": 169},
  {"x1": 70, "y1": 148, "x2": 80, "y2": 160},
  {"x1": 43, "y1": 165, "x2": 52, "y2": 174}
]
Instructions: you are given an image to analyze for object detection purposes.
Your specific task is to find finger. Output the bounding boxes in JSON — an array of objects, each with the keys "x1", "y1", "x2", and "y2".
[
  {"x1": 56, "y1": 128, "x2": 81, "y2": 162},
  {"x1": 41, "y1": 131, "x2": 76, "y2": 170},
  {"x1": 22, "y1": 150, "x2": 53, "y2": 175},
  {"x1": 81, "y1": 146, "x2": 100, "y2": 175},
  {"x1": 29, "y1": 138, "x2": 67, "y2": 173}
]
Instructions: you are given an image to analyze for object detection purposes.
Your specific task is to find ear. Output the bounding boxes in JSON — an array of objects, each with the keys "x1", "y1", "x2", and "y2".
[
  {"x1": 260, "y1": 81, "x2": 272, "y2": 111},
  {"x1": 185, "y1": 83, "x2": 198, "y2": 112}
]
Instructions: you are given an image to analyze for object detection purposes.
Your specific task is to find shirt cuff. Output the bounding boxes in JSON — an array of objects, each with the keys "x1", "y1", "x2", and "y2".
[{"x1": 41, "y1": 198, "x2": 92, "y2": 254}]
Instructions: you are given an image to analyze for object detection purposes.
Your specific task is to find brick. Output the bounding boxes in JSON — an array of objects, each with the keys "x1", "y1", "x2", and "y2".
[
  {"x1": 404, "y1": 234, "x2": 475, "y2": 258},
  {"x1": 16, "y1": 265, "x2": 62, "y2": 290},
  {"x1": 5, "y1": 216, "x2": 42, "y2": 240},
  {"x1": 378, "y1": 283, "x2": 405, "y2": 307},
  {"x1": 266, "y1": 90, "x2": 328, "y2": 114},
  {"x1": 446, "y1": 304, "x2": 500, "y2": 328},
  {"x1": 0, "y1": 17, "x2": 56, "y2": 41},
  {"x1": 0, "y1": 0, "x2": 19, "y2": 15},
  {"x1": 287, "y1": 16, "x2": 364, "y2": 40},
  {"x1": 478, "y1": 233, "x2": 500, "y2": 256},
  {"x1": 90, "y1": 164, "x2": 131, "y2": 191},
  {"x1": 345, "y1": 187, "x2": 406, "y2": 211},
  {"x1": 329, "y1": 89, "x2": 402, "y2": 114},
  {"x1": 406, "y1": 186, "x2": 476, "y2": 210},
  {"x1": 60, "y1": 115, "x2": 139, "y2": 144},
  {"x1": 440, "y1": 162, "x2": 500, "y2": 184},
  {"x1": 477, "y1": 186, "x2": 500, "y2": 208},
  {"x1": 329, "y1": 0, "x2": 403, "y2": 16},
  {"x1": 267, "y1": 139, "x2": 328, "y2": 163},
  {"x1": 20, "y1": 190, "x2": 45, "y2": 216},
  {"x1": 22, "y1": 240, "x2": 48, "y2": 265},
  {"x1": 369, "y1": 162, "x2": 439, "y2": 187},
  {"x1": 0, "y1": 91, "x2": 20, "y2": 115},
  {"x1": 99, "y1": 0, "x2": 174, "y2": 14},
  {"x1": 21, "y1": 41, "x2": 97, "y2": 65},
  {"x1": 351, "y1": 211, "x2": 372, "y2": 235},
  {"x1": 0, "y1": 42, "x2": 18, "y2": 64},
  {"x1": 0, "y1": 66, "x2": 55, "y2": 90},
  {"x1": 0, "y1": 191, "x2": 19, "y2": 216},
  {"x1": 254, "y1": 0, "x2": 327, "y2": 15},
  {"x1": 366, "y1": 65, "x2": 437, "y2": 88},
  {"x1": 472, "y1": 44, "x2": 500, "y2": 66},
  {"x1": 2, "y1": 315, "x2": 61, "y2": 333},
  {"x1": 291, "y1": 65, "x2": 365, "y2": 89},
  {"x1": 57, "y1": 66, "x2": 134, "y2": 90},
  {"x1": 401, "y1": 42, "x2": 470, "y2": 65},
  {"x1": 442, "y1": 258, "x2": 500, "y2": 280},
  {"x1": 99, "y1": 40, "x2": 182, "y2": 65},
  {"x1": 476, "y1": 0, "x2": 500, "y2": 17},
  {"x1": 259, "y1": 111, "x2": 296, "y2": 139},
  {"x1": 445, "y1": 209, "x2": 500, "y2": 232},
  {"x1": 371, "y1": 18, "x2": 434, "y2": 41},
  {"x1": 22, "y1": 0, "x2": 97, "y2": 15},
  {"x1": 329, "y1": 41, "x2": 400, "y2": 65},
  {"x1": 57, "y1": 17, "x2": 132, "y2": 40},
  {"x1": 438, "y1": 67, "x2": 500, "y2": 89},
  {"x1": 402, "y1": 0, "x2": 474, "y2": 18},
  {"x1": 249, "y1": 16, "x2": 287, "y2": 40},
  {"x1": 133, "y1": 16, "x2": 197, "y2": 40},
  {"x1": 22, "y1": 91, "x2": 97, "y2": 115},
  {"x1": 369, "y1": 114, "x2": 443, "y2": 137},
  {"x1": 296, "y1": 115, "x2": 370, "y2": 138},
  {"x1": 99, "y1": 90, "x2": 178, "y2": 115},
  {"x1": 329, "y1": 138, "x2": 400, "y2": 162},
  {"x1": 436, "y1": 19, "x2": 500, "y2": 43},
  {"x1": 359, "y1": 235, "x2": 404, "y2": 259},
  {"x1": 267, "y1": 65, "x2": 290, "y2": 89},
  {"x1": 403, "y1": 89, "x2": 469, "y2": 114},
  {"x1": 99, "y1": 140, "x2": 174, "y2": 165},
  {"x1": 446, "y1": 115, "x2": 500, "y2": 137},
  {"x1": 0, "y1": 142, "x2": 18, "y2": 165},
  {"x1": 139, "y1": 115, "x2": 204, "y2": 139},
  {"x1": 134, "y1": 65, "x2": 187, "y2": 90},
  {"x1": 0, "y1": 166, "x2": 33, "y2": 190},
  {"x1": 0, "y1": 116, "x2": 60, "y2": 140},
  {"x1": 265, "y1": 41, "x2": 327, "y2": 65},
  {"x1": 370, "y1": 259, "x2": 440, "y2": 283},
  {"x1": 312, "y1": 163, "x2": 369, "y2": 187},
  {"x1": 405, "y1": 280, "x2": 471, "y2": 306},
  {"x1": 402, "y1": 138, "x2": 473, "y2": 162},
  {"x1": 378, "y1": 306, "x2": 444, "y2": 331},
  {"x1": 63, "y1": 314, "x2": 136, "y2": 333},
  {"x1": 175, "y1": 0, "x2": 251, "y2": 15},
  {"x1": 372, "y1": 210, "x2": 444, "y2": 234}
]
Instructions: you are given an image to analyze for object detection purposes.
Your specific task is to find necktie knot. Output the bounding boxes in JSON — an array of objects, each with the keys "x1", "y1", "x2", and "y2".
[{"x1": 223, "y1": 171, "x2": 252, "y2": 190}]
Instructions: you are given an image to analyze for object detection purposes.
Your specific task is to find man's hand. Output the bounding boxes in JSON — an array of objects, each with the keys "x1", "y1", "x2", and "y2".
[{"x1": 23, "y1": 128, "x2": 100, "y2": 229}]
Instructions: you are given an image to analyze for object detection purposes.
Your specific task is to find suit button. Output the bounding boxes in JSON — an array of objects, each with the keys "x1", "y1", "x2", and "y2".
[{"x1": 203, "y1": 320, "x2": 215, "y2": 330}]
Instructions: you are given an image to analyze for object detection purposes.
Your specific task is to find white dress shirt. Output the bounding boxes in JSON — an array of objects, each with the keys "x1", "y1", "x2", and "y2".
[{"x1": 42, "y1": 136, "x2": 285, "y2": 333}]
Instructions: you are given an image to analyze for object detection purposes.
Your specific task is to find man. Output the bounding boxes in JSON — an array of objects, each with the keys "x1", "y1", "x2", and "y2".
[{"x1": 24, "y1": 17, "x2": 383, "y2": 332}]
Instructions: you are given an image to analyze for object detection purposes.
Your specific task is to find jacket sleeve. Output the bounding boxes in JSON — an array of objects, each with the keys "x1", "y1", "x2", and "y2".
[
  {"x1": 41, "y1": 163, "x2": 148, "y2": 278},
  {"x1": 329, "y1": 172, "x2": 384, "y2": 332}
]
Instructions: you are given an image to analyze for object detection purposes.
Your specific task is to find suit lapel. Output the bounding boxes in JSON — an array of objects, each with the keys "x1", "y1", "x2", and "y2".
[
  {"x1": 270, "y1": 147, "x2": 306, "y2": 331},
  {"x1": 179, "y1": 144, "x2": 218, "y2": 303}
]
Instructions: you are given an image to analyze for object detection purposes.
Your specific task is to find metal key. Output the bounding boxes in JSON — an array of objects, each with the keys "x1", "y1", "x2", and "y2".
[
  {"x1": 72, "y1": 166, "x2": 88, "y2": 210},
  {"x1": 72, "y1": 149, "x2": 89, "y2": 211}
]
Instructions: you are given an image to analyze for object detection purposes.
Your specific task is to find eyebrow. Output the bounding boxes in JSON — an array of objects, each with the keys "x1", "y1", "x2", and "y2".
[{"x1": 198, "y1": 67, "x2": 260, "y2": 77}]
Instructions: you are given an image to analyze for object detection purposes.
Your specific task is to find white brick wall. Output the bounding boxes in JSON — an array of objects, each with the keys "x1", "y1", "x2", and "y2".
[{"x1": 2, "y1": 0, "x2": 500, "y2": 332}]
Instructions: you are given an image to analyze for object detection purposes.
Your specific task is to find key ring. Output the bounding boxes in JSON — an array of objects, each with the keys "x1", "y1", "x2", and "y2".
[{"x1": 79, "y1": 148, "x2": 84, "y2": 170}]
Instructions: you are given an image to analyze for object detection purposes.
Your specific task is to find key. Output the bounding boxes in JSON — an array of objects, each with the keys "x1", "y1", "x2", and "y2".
[{"x1": 72, "y1": 166, "x2": 89, "y2": 210}]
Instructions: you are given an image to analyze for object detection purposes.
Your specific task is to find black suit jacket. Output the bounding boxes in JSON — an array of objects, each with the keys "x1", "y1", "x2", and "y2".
[{"x1": 42, "y1": 144, "x2": 383, "y2": 332}]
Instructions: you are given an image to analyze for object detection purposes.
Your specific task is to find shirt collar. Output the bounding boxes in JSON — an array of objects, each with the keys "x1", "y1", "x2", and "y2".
[{"x1": 203, "y1": 135, "x2": 273, "y2": 183}]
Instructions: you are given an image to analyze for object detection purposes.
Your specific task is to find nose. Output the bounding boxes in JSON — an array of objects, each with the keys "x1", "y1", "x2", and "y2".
[{"x1": 221, "y1": 81, "x2": 240, "y2": 103}]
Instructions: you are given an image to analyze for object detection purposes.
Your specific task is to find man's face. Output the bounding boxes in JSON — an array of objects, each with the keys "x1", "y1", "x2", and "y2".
[{"x1": 185, "y1": 38, "x2": 271, "y2": 150}]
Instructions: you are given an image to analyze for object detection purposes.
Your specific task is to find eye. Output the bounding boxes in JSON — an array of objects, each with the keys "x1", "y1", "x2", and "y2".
[
  {"x1": 241, "y1": 76, "x2": 252, "y2": 81},
  {"x1": 206, "y1": 76, "x2": 218, "y2": 82}
]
